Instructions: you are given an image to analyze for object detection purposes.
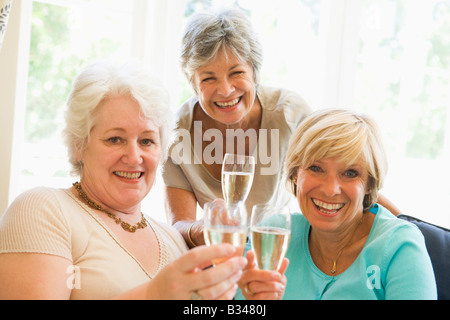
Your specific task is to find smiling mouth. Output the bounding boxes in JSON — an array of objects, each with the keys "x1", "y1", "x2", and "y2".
[
  {"x1": 312, "y1": 198, "x2": 345, "y2": 215},
  {"x1": 215, "y1": 97, "x2": 242, "y2": 109},
  {"x1": 114, "y1": 171, "x2": 143, "y2": 180}
]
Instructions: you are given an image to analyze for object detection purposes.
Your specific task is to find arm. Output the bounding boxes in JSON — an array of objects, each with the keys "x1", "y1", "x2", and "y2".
[
  {"x1": 384, "y1": 226, "x2": 437, "y2": 299},
  {"x1": 0, "y1": 253, "x2": 73, "y2": 299},
  {"x1": 0, "y1": 245, "x2": 247, "y2": 300},
  {"x1": 377, "y1": 193, "x2": 402, "y2": 216},
  {"x1": 165, "y1": 186, "x2": 205, "y2": 247},
  {"x1": 0, "y1": 188, "x2": 74, "y2": 299}
]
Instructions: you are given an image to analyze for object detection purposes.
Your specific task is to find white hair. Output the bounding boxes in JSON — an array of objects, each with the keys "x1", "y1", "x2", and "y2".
[{"x1": 63, "y1": 60, "x2": 173, "y2": 176}]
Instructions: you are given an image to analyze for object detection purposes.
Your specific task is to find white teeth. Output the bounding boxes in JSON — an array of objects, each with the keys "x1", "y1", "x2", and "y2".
[
  {"x1": 312, "y1": 198, "x2": 344, "y2": 213},
  {"x1": 216, "y1": 97, "x2": 240, "y2": 108},
  {"x1": 114, "y1": 171, "x2": 142, "y2": 179}
]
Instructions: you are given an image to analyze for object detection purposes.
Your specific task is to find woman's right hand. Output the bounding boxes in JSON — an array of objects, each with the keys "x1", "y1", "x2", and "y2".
[
  {"x1": 146, "y1": 244, "x2": 247, "y2": 300},
  {"x1": 238, "y1": 250, "x2": 288, "y2": 300}
]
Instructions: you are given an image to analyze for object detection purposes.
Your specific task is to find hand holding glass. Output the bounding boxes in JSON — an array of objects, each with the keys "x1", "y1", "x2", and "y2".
[
  {"x1": 250, "y1": 204, "x2": 291, "y2": 271},
  {"x1": 221, "y1": 153, "x2": 255, "y2": 209},
  {"x1": 203, "y1": 199, "x2": 248, "y2": 265}
]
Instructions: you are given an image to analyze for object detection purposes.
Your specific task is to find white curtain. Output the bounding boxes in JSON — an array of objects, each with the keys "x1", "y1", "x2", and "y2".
[{"x1": 0, "y1": 0, "x2": 12, "y2": 51}]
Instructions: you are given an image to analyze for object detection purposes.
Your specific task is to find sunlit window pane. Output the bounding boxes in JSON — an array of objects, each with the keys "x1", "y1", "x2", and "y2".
[{"x1": 355, "y1": 0, "x2": 450, "y2": 161}]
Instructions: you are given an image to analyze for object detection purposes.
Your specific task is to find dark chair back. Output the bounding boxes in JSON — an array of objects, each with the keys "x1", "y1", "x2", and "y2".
[{"x1": 398, "y1": 214, "x2": 450, "y2": 300}]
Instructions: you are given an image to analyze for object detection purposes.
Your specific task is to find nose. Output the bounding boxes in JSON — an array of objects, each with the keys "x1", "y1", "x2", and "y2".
[
  {"x1": 322, "y1": 174, "x2": 341, "y2": 197},
  {"x1": 217, "y1": 78, "x2": 235, "y2": 97},
  {"x1": 122, "y1": 142, "x2": 143, "y2": 165}
]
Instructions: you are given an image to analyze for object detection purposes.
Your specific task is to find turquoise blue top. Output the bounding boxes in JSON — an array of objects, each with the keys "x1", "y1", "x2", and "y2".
[{"x1": 237, "y1": 204, "x2": 437, "y2": 300}]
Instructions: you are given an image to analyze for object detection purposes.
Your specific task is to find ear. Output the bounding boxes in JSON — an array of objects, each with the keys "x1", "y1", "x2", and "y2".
[
  {"x1": 73, "y1": 142, "x2": 83, "y2": 163},
  {"x1": 290, "y1": 169, "x2": 298, "y2": 196}
]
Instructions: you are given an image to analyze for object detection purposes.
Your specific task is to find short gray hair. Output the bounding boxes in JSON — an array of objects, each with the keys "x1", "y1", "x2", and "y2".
[
  {"x1": 63, "y1": 60, "x2": 173, "y2": 176},
  {"x1": 181, "y1": 7, "x2": 263, "y2": 87}
]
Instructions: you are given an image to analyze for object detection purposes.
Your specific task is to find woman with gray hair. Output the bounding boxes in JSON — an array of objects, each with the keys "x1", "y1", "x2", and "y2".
[
  {"x1": 0, "y1": 60, "x2": 247, "y2": 300},
  {"x1": 239, "y1": 109, "x2": 436, "y2": 299},
  {"x1": 163, "y1": 7, "x2": 311, "y2": 251}
]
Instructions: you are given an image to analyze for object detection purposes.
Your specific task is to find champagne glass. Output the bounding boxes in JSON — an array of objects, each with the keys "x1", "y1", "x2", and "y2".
[
  {"x1": 250, "y1": 204, "x2": 291, "y2": 271},
  {"x1": 203, "y1": 199, "x2": 248, "y2": 265},
  {"x1": 221, "y1": 153, "x2": 255, "y2": 210}
]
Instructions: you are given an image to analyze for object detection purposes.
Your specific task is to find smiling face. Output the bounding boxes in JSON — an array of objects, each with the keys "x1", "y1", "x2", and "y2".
[
  {"x1": 79, "y1": 95, "x2": 161, "y2": 213},
  {"x1": 294, "y1": 156, "x2": 369, "y2": 233},
  {"x1": 192, "y1": 47, "x2": 258, "y2": 125}
]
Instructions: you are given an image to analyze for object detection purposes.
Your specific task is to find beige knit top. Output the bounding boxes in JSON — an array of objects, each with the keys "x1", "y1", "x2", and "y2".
[{"x1": 0, "y1": 187, "x2": 188, "y2": 299}]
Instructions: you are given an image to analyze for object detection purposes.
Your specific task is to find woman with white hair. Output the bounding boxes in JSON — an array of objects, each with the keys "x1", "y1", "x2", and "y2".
[
  {"x1": 239, "y1": 109, "x2": 436, "y2": 299},
  {"x1": 0, "y1": 60, "x2": 246, "y2": 300}
]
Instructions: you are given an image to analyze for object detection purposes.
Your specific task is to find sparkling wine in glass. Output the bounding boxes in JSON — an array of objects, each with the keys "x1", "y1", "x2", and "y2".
[
  {"x1": 221, "y1": 153, "x2": 255, "y2": 209},
  {"x1": 203, "y1": 199, "x2": 248, "y2": 265},
  {"x1": 250, "y1": 204, "x2": 291, "y2": 271}
]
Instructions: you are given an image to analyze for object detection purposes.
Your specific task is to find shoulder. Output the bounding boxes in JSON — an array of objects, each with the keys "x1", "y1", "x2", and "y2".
[
  {"x1": 258, "y1": 85, "x2": 311, "y2": 130},
  {"x1": 258, "y1": 85, "x2": 309, "y2": 110},
  {"x1": 289, "y1": 212, "x2": 309, "y2": 248},
  {"x1": 368, "y1": 205, "x2": 437, "y2": 299},
  {"x1": 0, "y1": 187, "x2": 73, "y2": 259},
  {"x1": 367, "y1": 204, "x2": 428, "y2": 264},
  {"x1": 371, "y1": 204, "x2": 423, "y2": 240},
  {"x1": 3, "y1": 187, "x2": 69, "y2": 217},
  {"x1": 174, "y1": 96, "x2": 198, "y2": 130},
  {"x1": 291, "y1": 212, "x2": 308, "y2": 227}
]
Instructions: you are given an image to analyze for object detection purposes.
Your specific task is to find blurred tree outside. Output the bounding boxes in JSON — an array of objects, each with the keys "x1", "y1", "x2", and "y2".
[
  {"x1": 27, "y1": 2, "x2": 78, "y2": 143},
  {"x1": 405, "y1": 0, "x2": 450, "y2": 159},
  {"x1": 356, "y1": 0, "x2": 450, "y2": 160}
]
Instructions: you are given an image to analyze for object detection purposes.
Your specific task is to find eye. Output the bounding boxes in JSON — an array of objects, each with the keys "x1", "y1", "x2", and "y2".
[
  {"x1": 107, "y1": 136, "x2": 122, "y2": 144},
  {"x1": 308, "y1": 165, "x2": 322, "y2": 173},
  {"x1": 344, "y1": 169, "x2": 359, "y2": 178},
  {"x1": 141, "y1": 138, "x2": 155, "y2": 146},
  {"x1": 231, "y1": 71, "x2": 244, "y2": 76},
  {"x1": 201, "y1": 77, "x2": 215, "y2": 83}
]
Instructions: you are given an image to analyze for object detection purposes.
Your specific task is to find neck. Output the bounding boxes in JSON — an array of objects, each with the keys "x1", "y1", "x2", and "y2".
[
  {"x1": 309, "y1": 214, "x2": 364, "y2": 262},
  {"x1": 75, "y1": 180, "x2": 141, "y2": 217}
]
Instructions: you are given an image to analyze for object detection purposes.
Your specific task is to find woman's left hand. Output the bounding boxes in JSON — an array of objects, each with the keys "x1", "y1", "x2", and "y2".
[{"x1": 238, "y1": 250, "x2": 289, "y2": 300}]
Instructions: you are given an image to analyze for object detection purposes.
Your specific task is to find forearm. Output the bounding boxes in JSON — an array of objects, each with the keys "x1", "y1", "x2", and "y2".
[
  {"x1": 377, "y1": 193, "x2": 402, "y2": 216},
  {"x1": 173, "y1": 219, "x2": 205, "y2": 248},
  {"x1": 165, "y1": 187, "x2": 204, "y2": 247}
]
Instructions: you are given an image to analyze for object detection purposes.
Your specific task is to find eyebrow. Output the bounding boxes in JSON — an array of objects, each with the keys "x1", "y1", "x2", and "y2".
[
  {"x1": 199, "y1": 64, "x2": 243, "y2": 76},
  {"x1": 105, "y1": 128, "x2": 158, "y2": 135}
]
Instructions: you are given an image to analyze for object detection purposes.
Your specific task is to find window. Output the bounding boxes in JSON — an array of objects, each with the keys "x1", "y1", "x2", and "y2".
[
  {"x1": 3, "y1": 0, "x2": 449, "y2": 228},
  {"x1": 354, "y1": 0, "x2": 450, "y2": 227}
]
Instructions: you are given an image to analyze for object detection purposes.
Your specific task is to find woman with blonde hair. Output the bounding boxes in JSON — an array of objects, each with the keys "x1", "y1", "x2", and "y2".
[{"x1": 240, "y1": 109, "x2": 437, "y2": 300}]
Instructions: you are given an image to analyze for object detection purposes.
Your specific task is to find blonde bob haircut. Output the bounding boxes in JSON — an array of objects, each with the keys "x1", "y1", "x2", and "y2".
[{"x1": 285, "y1": 109, "x2": 388, "y2": 211}]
